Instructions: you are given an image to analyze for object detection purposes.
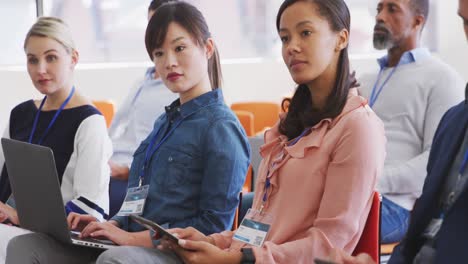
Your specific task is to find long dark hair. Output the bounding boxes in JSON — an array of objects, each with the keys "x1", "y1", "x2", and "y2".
[
  {"x1": 145, "y1": 1, "x2": 222, "y2": 89},
  {"x1": 277, "y1": 0, "x2": 357, "y2": 140}
]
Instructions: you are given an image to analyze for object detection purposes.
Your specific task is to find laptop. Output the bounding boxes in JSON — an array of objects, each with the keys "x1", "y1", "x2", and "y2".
[{"x1": 1, "y1": 138, "x2": 116, "y2": 249}]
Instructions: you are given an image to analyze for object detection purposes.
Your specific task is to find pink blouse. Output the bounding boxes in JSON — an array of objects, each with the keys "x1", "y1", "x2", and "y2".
[{"x1": 211, "y1": 88, "x2": 386, "y2": 263}]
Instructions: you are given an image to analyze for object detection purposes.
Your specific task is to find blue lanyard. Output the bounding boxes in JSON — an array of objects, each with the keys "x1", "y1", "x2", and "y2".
[
  {"x1": 369, "y1": 63, "x2": 400, "y2": 107},
  {"x1": 137, "y1": 99, "x2": 218, "y2": 187},
  {"x1": 460, "y1": 149, "x2": 468, "y2": 175},
  {"x1": 139, "y1": 118, "x2": 184, "y2": 187},
  {"x1": 262, "y1": 128, "x2": 311, "y2": 207},
  {"x1": 28, "y1": 86, "x2": 75, "y2": 145}
]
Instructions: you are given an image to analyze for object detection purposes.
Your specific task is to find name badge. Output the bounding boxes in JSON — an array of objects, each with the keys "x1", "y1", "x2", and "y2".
[
  {"x1": 233, "y1": 209, "x2": 273, "y2": 247},
  {"x1": 117, "y1": 185, "x2": 149, "y2": 216},
  {"x1": 422, "y1": 217, "x2": 443, "y2": 239}
]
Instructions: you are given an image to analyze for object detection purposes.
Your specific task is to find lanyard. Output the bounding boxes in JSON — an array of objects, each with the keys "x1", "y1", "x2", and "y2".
[
  {"x1": 369, "y1": 63, "x2": 401, "y2": 107},
  {"x1": 460, "y1": 149, "x2": 468, "y2": 175},
  {"x1": 28, "y1": 86, "x2": 75, "y2": 145},
  {"x1": 260, "y1": 128, "x2": 311, "y2": 212},
  {"x1": 139, "y1": 118, "x2": 183, "y2": 187},
  {"x1": 440, "y1": 148, "x2": 468, "y2": 216}
]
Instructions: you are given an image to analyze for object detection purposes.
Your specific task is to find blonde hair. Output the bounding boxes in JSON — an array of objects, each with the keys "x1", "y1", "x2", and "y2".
[{"x1": 24, "y1": 17, "x2": 76, "y2": 53}]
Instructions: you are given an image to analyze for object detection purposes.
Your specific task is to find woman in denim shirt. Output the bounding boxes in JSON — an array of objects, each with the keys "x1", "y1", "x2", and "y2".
[
  {"x1": 5, "y1": 2, "x2": 250, "y2": 263},
  {"x1": 95, "y1": 1, "x2": 385, "y2": 264}
]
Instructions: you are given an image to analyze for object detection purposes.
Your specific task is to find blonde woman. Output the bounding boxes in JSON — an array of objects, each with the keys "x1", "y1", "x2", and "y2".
[{"x1": 0, "y1": 17, "x2": 112, "y2": 263}]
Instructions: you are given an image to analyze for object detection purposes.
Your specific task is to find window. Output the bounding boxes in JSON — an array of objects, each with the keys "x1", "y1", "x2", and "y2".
[
  {"x1": 0, "y1": 1, "x2": 37, "y2": 65},
  {"x1": 348, "y1": 0, "x2": 438, "y2": 55},
  {"x1": 42, "y1": 0, "x2": 151, "y2": 63},
  {"x1": 40, "y1": 0, "x2": 283, "y2": 62},
  {"x1": 0, "y1": 0, "x2": 438, "y2": 65}
]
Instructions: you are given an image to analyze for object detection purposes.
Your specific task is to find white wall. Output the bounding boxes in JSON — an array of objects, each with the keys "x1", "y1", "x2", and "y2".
[{"x1": 437, "y1": 0, "x2": 468, "y2": 79}]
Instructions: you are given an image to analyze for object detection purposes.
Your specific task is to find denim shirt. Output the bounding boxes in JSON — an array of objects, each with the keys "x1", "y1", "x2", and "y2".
[{"x1": 112, "y1": 89, "x2": 250, "y2": 237}]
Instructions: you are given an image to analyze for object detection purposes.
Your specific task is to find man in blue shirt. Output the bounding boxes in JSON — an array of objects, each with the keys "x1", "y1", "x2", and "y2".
[
  {"x1": 331, "y1": 91, "x2": 468, "y2": 264},
  {"x1": 329, "y1": 1, "x2": 468, "y2": 262},
  {"x1": 359, "y1": 0, "x2": 464, "y2": 244}
]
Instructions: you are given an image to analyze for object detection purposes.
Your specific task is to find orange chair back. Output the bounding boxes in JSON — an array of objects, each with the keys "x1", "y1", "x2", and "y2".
[
  {"x1": 231, "y1": 102, "x2": 280, "y2": 134},
  {"x1": 233, "y1": 110, "x2": 255, "y2": 137},
  {"x1": 352, "y1": 191, "x2": 381, "y2": 263},
  {"x1": 93, "y1": 100, "x2": 116, "y2": 128},
  {"x1": 381, "y1": 242, "x2": 398, "y2": 256}
]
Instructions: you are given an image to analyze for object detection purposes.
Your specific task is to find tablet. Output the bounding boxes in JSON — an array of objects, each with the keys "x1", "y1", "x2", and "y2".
[{"x1": 129, "y1": 214, "x2": 179, "y2": 242}]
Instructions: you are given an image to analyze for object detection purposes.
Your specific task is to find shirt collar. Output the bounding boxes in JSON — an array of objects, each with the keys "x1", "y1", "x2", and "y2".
[
  {"x1": 164, "y1": 89, "x2": 224, "y2": 119},
  {"x1": 261, "y1": 88, "x2": 367, "y2": 159},
  {"x1": 377, "y1": 47, "x2": 431, "y2": 69}
]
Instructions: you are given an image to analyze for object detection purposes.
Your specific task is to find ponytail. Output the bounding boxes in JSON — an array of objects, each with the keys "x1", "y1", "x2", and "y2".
[{"x1": 208, "y1": 44, "x2": 222, "y2": 89}]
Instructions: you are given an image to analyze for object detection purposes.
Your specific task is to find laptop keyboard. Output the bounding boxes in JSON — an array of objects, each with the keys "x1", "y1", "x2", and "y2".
[{"x1": 70, "y1": 232, "x2": 115, "y2": 246}]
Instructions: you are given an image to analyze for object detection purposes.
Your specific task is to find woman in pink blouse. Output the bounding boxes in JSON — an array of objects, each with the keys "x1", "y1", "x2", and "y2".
[{"x1": 100, "y1": 0, "x2": 387, "y2": 263}]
